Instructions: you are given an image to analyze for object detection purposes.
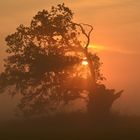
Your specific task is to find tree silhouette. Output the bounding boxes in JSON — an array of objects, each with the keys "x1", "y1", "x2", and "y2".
[
  {"x1": 0, "y1": 3, "x2": 123, "y2": 117},
  {"x1": 73, "y1": 21, "x2": 123, "y2": 117}
]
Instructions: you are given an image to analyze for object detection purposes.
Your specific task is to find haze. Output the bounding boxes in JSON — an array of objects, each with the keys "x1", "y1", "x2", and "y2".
[{"x1": 0, "y1": 0, "x2": 140, "y2": 119}]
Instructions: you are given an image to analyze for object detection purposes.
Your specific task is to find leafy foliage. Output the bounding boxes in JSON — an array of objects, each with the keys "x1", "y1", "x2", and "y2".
[
  {"x1": 0, "y1": 4, "x2": 104, "y2": 117},
  {"x1": 0, "y1": 3, "x2": 122, "y2": 118}
]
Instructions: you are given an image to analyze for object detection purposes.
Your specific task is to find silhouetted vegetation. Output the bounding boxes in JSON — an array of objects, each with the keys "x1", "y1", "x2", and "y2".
[
  {"x1": 1, "y1": 3, "x2": 140, "y2": 140},
  {"x1": 0, "y1": 3, "x2": 123, "y2": 118}
]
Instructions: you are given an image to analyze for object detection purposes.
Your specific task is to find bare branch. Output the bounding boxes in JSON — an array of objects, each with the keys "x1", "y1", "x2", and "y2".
[{"x1": 71, "y1": 22, "x2": 93, "y2": 50}]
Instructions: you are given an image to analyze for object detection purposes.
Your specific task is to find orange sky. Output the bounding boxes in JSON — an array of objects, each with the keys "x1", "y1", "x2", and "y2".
[{"x1": 0, "y1": 0, "x2": 140, "y2": 119}]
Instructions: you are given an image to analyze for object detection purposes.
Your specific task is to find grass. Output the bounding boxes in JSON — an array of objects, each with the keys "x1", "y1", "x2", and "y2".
[{"x1": 0, "y1": 113, "x2": 140, "y2": 140}]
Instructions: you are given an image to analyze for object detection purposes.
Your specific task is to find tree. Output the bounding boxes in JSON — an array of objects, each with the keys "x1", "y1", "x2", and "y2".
[
  {"x1": 0, "y1": 3, "x2": 122, "y2": 117},
  {"x1": 72, "y1": 22, "x2": 123, "y2": 117}
]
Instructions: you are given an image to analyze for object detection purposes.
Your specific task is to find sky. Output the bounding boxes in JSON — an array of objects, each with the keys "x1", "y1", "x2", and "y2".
[{"x1": 0, "y1": 0, "x2": 140, "y2": 119}]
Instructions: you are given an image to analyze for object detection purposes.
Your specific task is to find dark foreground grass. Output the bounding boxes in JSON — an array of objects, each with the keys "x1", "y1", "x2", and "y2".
[{"x1": 0, "y1": 113, "x2": 140, "y2": 140}]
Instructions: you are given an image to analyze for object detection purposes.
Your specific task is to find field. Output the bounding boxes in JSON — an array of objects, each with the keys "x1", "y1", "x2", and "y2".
[{"x1": 0, "y1": 113, "x2": 140, "y2": 140}]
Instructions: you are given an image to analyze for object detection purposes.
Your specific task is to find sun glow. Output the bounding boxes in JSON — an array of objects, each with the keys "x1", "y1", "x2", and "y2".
[
  {"x1": 88, "y1": 44, "x2": 105, "y2": 52},
  {"x1": 89, "y1": 44, "x2": 131, "y2": 54},
  {"x1": 82, "y1": 60, "x2": 88, "y2": 65},
  {"x1": 82, "y1": 57, "x2": 88, "y2": 65},
  {"x1": 81, "y1": 44, "x2": 105, "y2": 66}
]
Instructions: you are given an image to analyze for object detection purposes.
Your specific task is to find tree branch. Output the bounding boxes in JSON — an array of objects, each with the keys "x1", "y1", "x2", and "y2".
[{"x1": 71, "y1": 22, "x2": 96, "y2": 90}]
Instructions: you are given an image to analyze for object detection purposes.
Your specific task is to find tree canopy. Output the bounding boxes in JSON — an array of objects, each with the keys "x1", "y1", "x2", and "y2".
[{"x1": 0, "y1": 3, "x2": 122, "y2": 117}]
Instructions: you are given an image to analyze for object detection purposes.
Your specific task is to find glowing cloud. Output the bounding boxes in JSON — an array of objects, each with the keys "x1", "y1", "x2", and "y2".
[{"x1": 88, "y1": 44, "x2": 139, "y2": 55}]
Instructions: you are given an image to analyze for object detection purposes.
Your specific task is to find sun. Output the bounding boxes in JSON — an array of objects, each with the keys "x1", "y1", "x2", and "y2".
[
  {"x1": 82, "y1": 57, "x2": 88, "y2": 65},
  {"x1": 82, "y1": 60, "x2": 88, "y2": 66},
  {"x1": 81, "y1": 44, "x2": 105, "y2": 66}
]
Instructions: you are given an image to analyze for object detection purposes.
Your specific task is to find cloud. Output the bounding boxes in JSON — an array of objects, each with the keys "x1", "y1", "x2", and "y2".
[{"x1": 89, "y1": 44, "x2": 140, "y2": 55}]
